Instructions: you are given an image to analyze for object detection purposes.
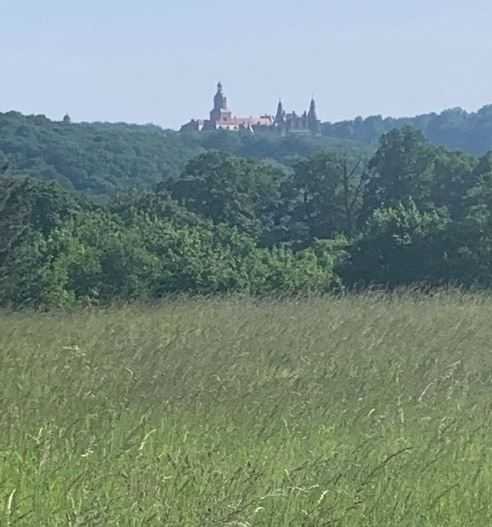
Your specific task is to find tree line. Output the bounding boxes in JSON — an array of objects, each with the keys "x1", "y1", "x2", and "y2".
[
  {"x1": 4, "y1": 106, "x2": 492, "y2": 202},
  {"x1": 2, "y1": 125, "x2": 492, "y2": 307},
  {"x1": 322, "y1": 105, "x2": 492, "y2": 155},
  {"x1": 0, "y1": 111, "x2": 366, "y2": 197}
]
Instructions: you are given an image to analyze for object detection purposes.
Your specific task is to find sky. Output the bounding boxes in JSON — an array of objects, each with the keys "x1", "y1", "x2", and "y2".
[{"x1": 1, "y1": 0, "x2": 491, "y2": 129}]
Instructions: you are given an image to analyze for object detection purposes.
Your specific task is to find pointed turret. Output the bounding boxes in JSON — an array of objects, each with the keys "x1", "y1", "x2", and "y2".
[
  {"x1": 307, "y1": 98, "x2": 321, "y2": 134},
  {"x1": 274, "y1": 99, "x2": 285, "y2": 125},
  {"x1": 308, "y1": 98, "x2": 318, "y2": 120}
]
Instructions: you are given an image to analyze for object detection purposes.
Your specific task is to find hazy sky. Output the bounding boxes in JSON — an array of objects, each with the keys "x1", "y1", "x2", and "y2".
[{"x1": 1, "y1": 1, "x2": 491, "y2": 129}]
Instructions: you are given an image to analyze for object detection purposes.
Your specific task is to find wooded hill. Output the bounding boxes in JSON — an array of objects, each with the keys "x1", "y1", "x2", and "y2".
[
  {"x1": 0, "y1": 111, "x2": 366, "y2": 196},
  {"x1": 6, "y1": 104, "x2": 492, "y2": 197},
  {"x1": 322, "y1": 105, "x2": 492, "y2": 154}
]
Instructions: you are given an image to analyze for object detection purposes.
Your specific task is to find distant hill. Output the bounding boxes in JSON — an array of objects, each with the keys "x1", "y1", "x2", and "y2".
[
  {"x1": 0, "y1": 111, "x2": 369, "y2": 196},
  {"x1": 2, "y1": 105, "x2": 492, "y2": 197},
  {"x1": 322, "y1": 105, "x2": 492, "y2": 155},
  {"x1": 0, "y1": 111, "x2": 205, "y2": 195}
]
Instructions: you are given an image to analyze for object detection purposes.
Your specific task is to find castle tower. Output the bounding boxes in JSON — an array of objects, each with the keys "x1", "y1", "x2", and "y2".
[
  {"x1": 214, "y1": 82, "x2": 228, "y2": 111},
  {"x1": 210, "y1": 82, "x2": 232, "y2": 125},
  {"x1": 308, "y1": 98, "x2": 321, "y2": 134},
  {"x1": 274, "y1": 100, "x2": 285, "y2": 125}
]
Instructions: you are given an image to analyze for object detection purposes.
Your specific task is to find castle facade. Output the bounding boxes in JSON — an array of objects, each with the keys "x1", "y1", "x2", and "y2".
[{"x1": 181, "y1": 82, "x2": 321, "y2": 135}]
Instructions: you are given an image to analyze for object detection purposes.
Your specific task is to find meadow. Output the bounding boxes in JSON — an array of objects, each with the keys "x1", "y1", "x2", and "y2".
[{"x1": 1, "y1": 293, "x2": 492, "y2": 526}]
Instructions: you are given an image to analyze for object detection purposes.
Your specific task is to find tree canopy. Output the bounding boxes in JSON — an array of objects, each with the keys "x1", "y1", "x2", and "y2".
[{"x1": 3, "y1": 110, "x2": 492, "y2": 307}]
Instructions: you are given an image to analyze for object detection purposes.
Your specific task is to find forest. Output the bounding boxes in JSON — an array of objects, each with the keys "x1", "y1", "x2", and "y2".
[
  {"x1": 323, "y1": 104, "x2": 492, "y2": 154},
  {"x1": 2, "y1": 109, "x2": 492, "y2": 307}
]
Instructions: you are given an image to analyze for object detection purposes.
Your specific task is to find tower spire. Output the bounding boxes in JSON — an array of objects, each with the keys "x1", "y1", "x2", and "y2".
[
  {"x1": 274, "y1": 99, "x2": 285, "y2": 125},
  {"x1": 308, "y1": 97, "x2": 320, "y2": 134},
  {"x1": 213, "y1": 81, "x2": 227, "y2": 110},
  {"x1": 209, "y1": 81, "x2": 232, "y2": 127},
  {"x1": 308, "y1": 97, "x2": 318, "y2": 120}
]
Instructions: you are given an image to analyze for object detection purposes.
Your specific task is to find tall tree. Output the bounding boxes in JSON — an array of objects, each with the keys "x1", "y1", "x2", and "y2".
[
  {"x1": 430, "y1": 149, "x2": 477, "y2": 220},
  {"x1": 168, "y1": 151, "x2": 283, "y2": 238},
  {"x1": 361, "y1": 127, "x2": 437, "y2": 222},
  {"x1": 345, "y1": 200, "x2": 451, "y2": 287},
  {"x1": 0, "y1": 177, "x2": 81, "y2": 267},
  {"x1": 281, "y1": 152, "x2": 365, "y2": 244}
]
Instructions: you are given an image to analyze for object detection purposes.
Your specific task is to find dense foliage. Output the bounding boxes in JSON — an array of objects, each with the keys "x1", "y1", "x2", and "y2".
[
  {"x1": 0, "y1": 111, "x2": 204, "y2": 195},
  {"x1": 3, "y1": 112, "x2": 492, "y2": 306},
  {"x1": 0, "y1": 174, "x2": 346, "y2": 307},
  {"x1": 3, "y1": 106, "x2": 492, "y2": 201},
  {"x1": 323, "y1": 104, "x2": 492, "y2": 154},
  {"x1": 0, "y1": 111, "x2": 367, "y2": 197}
]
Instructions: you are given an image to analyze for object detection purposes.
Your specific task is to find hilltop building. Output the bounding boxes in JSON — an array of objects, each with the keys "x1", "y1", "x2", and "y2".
[
  {"x1": 181, "y1": 82, "x2": 321, "y2": 135},
  {"x1": 273, "y1": 98, "x2": 321, "y2": 135}
]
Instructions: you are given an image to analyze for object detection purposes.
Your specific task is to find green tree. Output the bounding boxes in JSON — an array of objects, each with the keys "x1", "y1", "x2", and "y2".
[
  {"x1": 109, "y1": 189, "x2": 203, "y2": 227},
  {"x1": 281, "y1": 152, "x2": 365, "y2": 244},
  {"x1": 361, "y1": 127, "x2": 437, "y2": 222},
  {"x1": 448, "y1": 152, "x2": 492, "y2": 286},
  {"x1": 0, "y1": 177, "x2": 81, "y2": 269},
  {"x1": 345, "y1": 200, "x2": 451, "y2": 287},
  {"x1": 168, "y1": 151, "x2": 283, "y2": 238}
]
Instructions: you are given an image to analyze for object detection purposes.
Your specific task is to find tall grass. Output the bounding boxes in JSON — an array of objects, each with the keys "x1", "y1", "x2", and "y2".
[{"x1": 1, "y1": 293, "x2": 492, "y2": 525}]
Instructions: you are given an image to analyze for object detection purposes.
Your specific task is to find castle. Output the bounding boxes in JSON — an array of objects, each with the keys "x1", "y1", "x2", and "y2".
[{"x1": 181, "y1": 82, "x2": 321, "y2": 135}]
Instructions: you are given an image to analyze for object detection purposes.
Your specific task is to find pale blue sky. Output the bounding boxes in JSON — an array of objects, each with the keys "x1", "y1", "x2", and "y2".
[{"x1": 1, "y1": 1, "x2": 491, "y2": 129}]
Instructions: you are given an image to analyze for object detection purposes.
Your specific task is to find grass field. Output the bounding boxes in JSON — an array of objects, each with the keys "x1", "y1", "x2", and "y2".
[{"x1": 1, "y1": 293, "x2": 492, "y2": 526}]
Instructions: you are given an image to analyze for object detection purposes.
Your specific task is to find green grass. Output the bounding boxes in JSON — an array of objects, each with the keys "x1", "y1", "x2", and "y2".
[{"x1": 1, "y1": 293, "x2": 492, "y2": 526}]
